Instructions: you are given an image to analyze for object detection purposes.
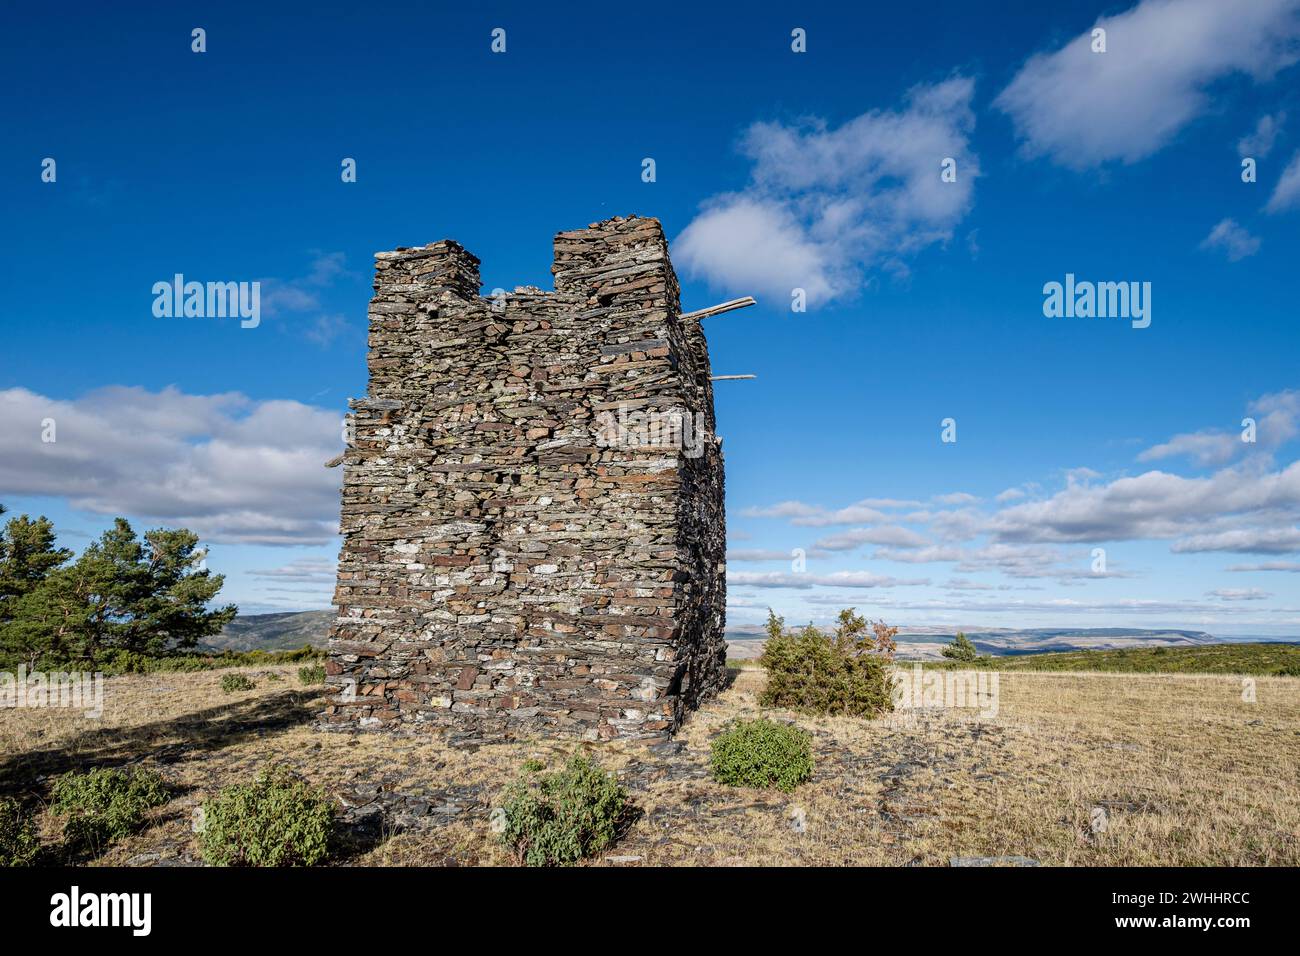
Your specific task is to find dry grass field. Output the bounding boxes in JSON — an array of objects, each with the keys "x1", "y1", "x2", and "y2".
[{"x1": 3, "y1": 663, "x2": 1297, "y2": 866}]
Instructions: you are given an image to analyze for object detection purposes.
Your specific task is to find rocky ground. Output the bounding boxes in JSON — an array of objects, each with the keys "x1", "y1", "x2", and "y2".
[{"x1": 3, "y1": 664, "x2": 1298, "y2": 866}]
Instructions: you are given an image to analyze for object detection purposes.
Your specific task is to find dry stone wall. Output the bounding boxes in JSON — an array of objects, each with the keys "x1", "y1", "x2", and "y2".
[{"x1": 324, "y1": 216, "x2": 727, "y2": 744}]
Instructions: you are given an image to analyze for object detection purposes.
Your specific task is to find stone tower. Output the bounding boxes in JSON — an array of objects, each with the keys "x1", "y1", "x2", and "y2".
[{"x1": 324, "y1": 216, "x2": 727, "y2": 744}]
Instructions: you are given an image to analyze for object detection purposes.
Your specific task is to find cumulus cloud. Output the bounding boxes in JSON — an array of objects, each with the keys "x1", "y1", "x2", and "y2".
[
  {"x1": 0, "y1": 386, "x2": 343, "y2": 545},
  {"x1": 944, "y1": 578, "x2": 1013, "y2": 592},
  {"x1": 1139, "y1": 389, "x2": 1300, "y2": 465},
  {"x1": 873, "y1": 545, "x2": 965, "y2": 564},
  {"x1": 744, "y1": 391, "x2": 1300, "y2": 572},
  {"x1": 996, "y1": 0, "x2": 1300, "y2": 169},
  {"x1": 1239, "y1": 112, "x2": 1286, "y2": 157},
  {"x1": 1171, "y1": 527, "x2": 1300, "y2": 554},
  {"x1": 728, "y1": 570, "x2": 930, "y2": 590},
  {"x1": 726, "y1": 390, "x2": 1300, "y2": 613},
  {"x1": 1138, "y1": 429, "x2": 1243, "y2": 467},
  {"x1": 1207, "y1": 588, "x2": 1272, "y2": 600},
  {"x1": 933, "y1": 492, "x2": 980, "y2": 505},
  {"x1": 988, "y1": 461, "x2": 1300, "y2": 552},
  {"x1": 1266, "y1": 150, "x2": 1300, "y2": 212},
  {"x1": 822, "y1": 594, "x2": 1279, "y2": 617},
  {"x1": 676, "y1": 77, "x2": 978, "y2": 305},
  {"x1": 1199, "y1": 218, "x2": 1261, "y2": 261},
  {"x1": 726, "y1": 548, "x2": 807, "y2": 562},
  {"x1": 740, "y1": 499, "x2": 891, "y2": 527},
  {"x1": 874, "y1": 540, "x2": 1133, "y2": 582},
  {"x1": 739, "y1": 500, "x2": 827, "y2": 521},
  {"x1": 813, "y1": 525, "x2": 928, "y2": 551},
  {"x1": 1227, "y1": 561, "x2": 1300, "y2": 572},
  {"x1": 249, "y1": 557, "x2": 338, "y2": 583}
]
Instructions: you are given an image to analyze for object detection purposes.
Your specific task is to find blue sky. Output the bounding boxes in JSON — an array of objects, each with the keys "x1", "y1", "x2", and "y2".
[{"x1": 2, "y1": 0, "x2": 1299, "y2": 635}]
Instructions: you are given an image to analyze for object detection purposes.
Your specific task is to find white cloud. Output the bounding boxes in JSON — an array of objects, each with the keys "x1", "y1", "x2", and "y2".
[
  {"x1": 249, "y1": 558, "x2": 338, "y2": 583},
  {"x1": 728, "y1": 570, "x2": 930, "y2": 590},
  {"x1": 739, "y1": 500, "x2": 827, "y2": 521},
  {"x1": 870, "y1": 540, "x2": 1132, "y2": 582},
  {"x1": 675, "y1": 198, "x2": 838, "y2": 305},
  {"x1": 812, "y1": 525, "x2": 928, "y2": 551},
  {"x1": 822, "y1": 594, "x2": 1289, "y2": 618},
  {"x1": 873, "y1": 545, "x2": 964, "y2": 564},
  {"x1": 1138, "y1": 429, "x2": 1243, "y2": 467},
  {"x1": 1139, "y1": 389, "x2": 1300, "y2": 465},
  {"x1": 996, "y1": 0, "x2": 1300, "y2": 169},
  {"x1": 1227, "y1": 561, "x2": 1300, "y2": 572},
  {"x1": 726, "y1": 548, "x2": 802, "y2": 562},
  {"x1": 1266, "y1": 150, "x2": 1300, "y2": 212},
  {"x1": 733, "y1": 390, "x2": 1300, "y2": 603},
  {"x1": 944, "y1": 578, "x2": 1012, "y2": 592},
  {"x1": 989, "y1": 461, "x2": 1300, "y2": 551},
  {"x1": 934, "y1": 492, "x2": 980, "y2": 505},
  {"x1": 1239, "y1": 112, "x2": 1286, "y2": 157},
  {"x1": 676, "y1": 77, "x2": 978, "y2": 305},
  {"x1": 1172, "y1": 527, "x2": 1300, "y2": 554},
  {"x1": 740, "y1": 499, "x2": 890, "y2": 526},
  {"x1": 1199, "y1": 218, "x2": 1261, "y2": 261},
  {"x1": 0, "y1": 386, "x2": 343, "y2": 545},
  {"x1": 1207, "y1": 588, "x2": 1272, "y2": 600}
]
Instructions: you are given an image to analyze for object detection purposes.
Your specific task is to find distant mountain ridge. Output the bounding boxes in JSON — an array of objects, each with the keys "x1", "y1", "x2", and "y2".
[
  {"x1": 212, "y1": 610, "x2": 1231, "y2": 661},
  {"x1": 724, "y1": 624, "x2": 1222, "y2": 660},
  {"x1": 205, "y1": 610, "x2": 333, "y2": 652}
]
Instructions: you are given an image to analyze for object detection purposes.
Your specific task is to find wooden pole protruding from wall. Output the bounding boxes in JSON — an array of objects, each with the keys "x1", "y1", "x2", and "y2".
[{"x1": 679, "y1": 296, "x2": 757, "y2": 322}]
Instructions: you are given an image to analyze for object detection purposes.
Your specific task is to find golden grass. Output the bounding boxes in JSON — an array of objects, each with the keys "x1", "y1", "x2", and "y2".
[{"x1": 2, "y1": 663, "x2": 1296, "y2": 866}]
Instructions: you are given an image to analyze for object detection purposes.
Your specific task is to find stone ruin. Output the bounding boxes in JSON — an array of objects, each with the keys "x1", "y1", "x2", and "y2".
[{"x1": 324, "y1": 216, "x2": 729, "y2": 744}]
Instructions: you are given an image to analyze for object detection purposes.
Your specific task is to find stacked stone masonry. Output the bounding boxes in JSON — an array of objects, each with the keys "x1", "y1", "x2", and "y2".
[{"x1": 325, "y1": 216, "x2": 727, "y2": 744}]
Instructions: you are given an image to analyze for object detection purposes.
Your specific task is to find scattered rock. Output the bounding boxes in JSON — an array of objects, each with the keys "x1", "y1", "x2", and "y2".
[{"x1": 949, "y1": 855, "x2": 1040, "y2": 867}]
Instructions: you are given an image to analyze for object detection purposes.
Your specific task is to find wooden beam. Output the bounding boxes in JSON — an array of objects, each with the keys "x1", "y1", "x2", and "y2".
[
  {"x1": 679, "y1": 296, "x2": 757, "y2": 322},
  {"x1": 711, "y1": 374, "x2": 757, "y2": 381}
]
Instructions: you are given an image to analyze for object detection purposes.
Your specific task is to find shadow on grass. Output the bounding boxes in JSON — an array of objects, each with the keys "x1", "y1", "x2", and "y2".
[{"x1": 0, "y1": 688, "x2": 322, "y2": 800}]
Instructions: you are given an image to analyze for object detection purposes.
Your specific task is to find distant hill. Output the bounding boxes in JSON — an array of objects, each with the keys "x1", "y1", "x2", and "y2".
[
  {"x1": 893, "y1": 627, "x2": 1218, "y2": 660},
  {"x1": 205, "y1": 609, "x2": 333, "y2": 652},
  {"x1": 214, "y1": 613, "x2": 1278, "y2": 667},
  {"x1": 725, "y1": 625, "x2": 1223, "y2": 661},
  {"x1": 930, "y1": 641, "x2": 1300, "y2": 676}
]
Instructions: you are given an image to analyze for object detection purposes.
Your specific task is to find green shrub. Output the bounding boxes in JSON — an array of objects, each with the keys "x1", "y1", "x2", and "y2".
[
  {"x1": 221, "y1": 673, "x2": 256, "y2": 693},
  {"x1": 499, "y1": 754, "x2": 628, "y2": 866},
  {"x1": 0, "y1": 797, "x2": 40, "y2": 866},
  {"x1": 941, "y1": 632, "x2": 979, "y2": 662},
  {"x1": 759, "y1": 609, "x2": 897, "y2": 717},
  {"x1": 50, "y1": 767, "x2": 170, "y2": 854},
  {"x1": 711, "y1": 718, "x2": 813, "y2": 792},
  {"x1": 198, "y1": 766, "x2": 334, "y2": 866},
  {"x1": 297, "y1": 664, "x2": 326, "y2": 685}
]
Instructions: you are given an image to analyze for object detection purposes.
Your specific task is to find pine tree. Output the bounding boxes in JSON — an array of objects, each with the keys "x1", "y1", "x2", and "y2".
[
  {"x1": 941, "y1": 631, "x2": 979, "y2": 662},
  {"x1": 0, "y1": 507, "x2": 75, "y2": 665},
  {"x1": 0, "y1": 510, "x2": 236, "y2": 668},
  {"x1": 0, "y1": 509, "x2": 73, "y2": 608}
]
